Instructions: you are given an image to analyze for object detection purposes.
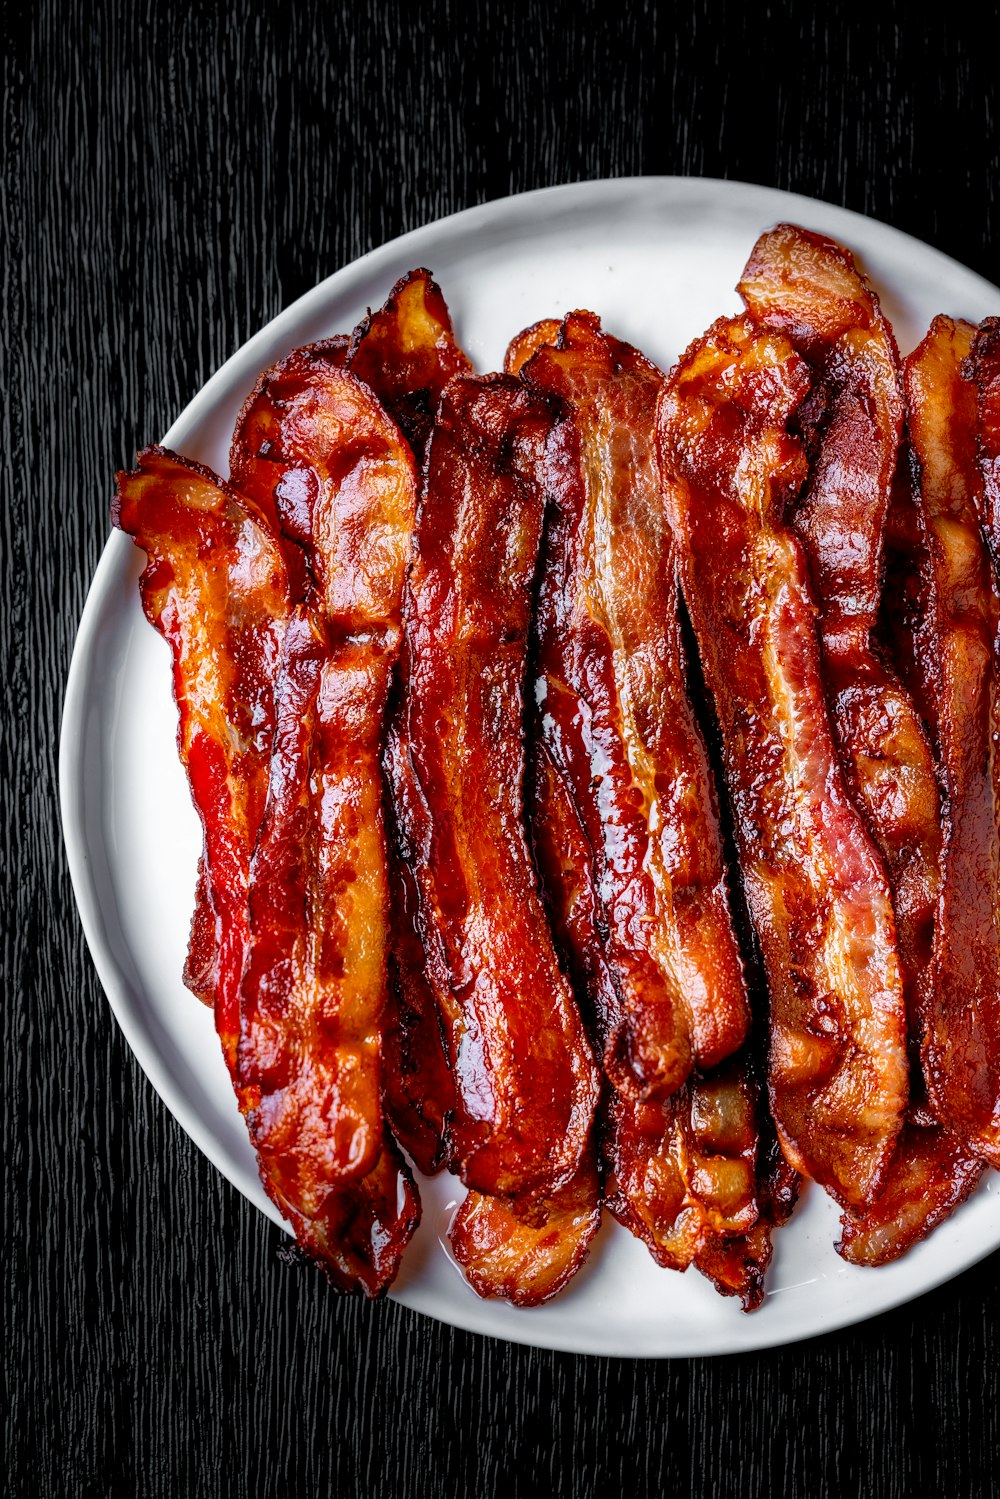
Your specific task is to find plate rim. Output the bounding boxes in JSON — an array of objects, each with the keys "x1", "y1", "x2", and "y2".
[{"x1": 60, "y1": 173, "x2": 1000, "y2": 1357}]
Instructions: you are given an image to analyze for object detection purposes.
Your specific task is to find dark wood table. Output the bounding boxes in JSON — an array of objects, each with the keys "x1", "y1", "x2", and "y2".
[{"x1": 7, "y1": 3, "x2": 998, "y2": 1493}]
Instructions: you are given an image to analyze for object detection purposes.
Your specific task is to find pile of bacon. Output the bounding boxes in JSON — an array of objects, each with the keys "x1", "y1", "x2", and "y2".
[{"x1": 113, "y1": 224, "x2": 1000, "y2": 1312}]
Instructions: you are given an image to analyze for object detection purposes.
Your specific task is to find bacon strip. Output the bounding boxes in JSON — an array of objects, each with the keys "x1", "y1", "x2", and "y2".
[
  {"x1": 233, "y1": 363, "x2": 417, "y2": 1222},
  {"x1": 333, "y1": 269, "x2": 471, "y2": 1174},
  {"x1": 523, "y1": 313, "x2": 749, "y2": 1098},
  {"x1": 112, "y1": 448, "x2": 291, "y2": 1075},
  {"x1": 449, "y1": 1159, "x2": 601, "y2": 1307},
  {"x1": 739, "y1": 225, "x2": 941, "y2": 1044},
  {"x1": 390, "y1": 373, "x2": 599, "y2": 1199},
  {"x1": 900, "y1": 317, "x2": 1000, "y2": 1167},
  {"x1": 114, "y1": 447, "x2": 417, "y2": 1294},
  {"x1": 837, "y1": 1123, "x2": 983, "y2": 1266},
  {"x1": 530, "y1": 717, "x2": 786, "y2": 1305},
  {"x1": 657, "y1": 315, "x2": 909, "y2": 1208}
]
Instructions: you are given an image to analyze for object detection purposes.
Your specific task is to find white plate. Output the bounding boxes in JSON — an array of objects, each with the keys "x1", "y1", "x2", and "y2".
[{"x1": 61, "y1": 176, "x2": 1000, "y2": 1357}]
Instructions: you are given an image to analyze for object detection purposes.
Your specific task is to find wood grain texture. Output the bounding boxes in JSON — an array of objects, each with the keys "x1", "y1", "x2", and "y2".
[{"x1": 4, "y1": 1, "x2": 998, "y2": 1494}]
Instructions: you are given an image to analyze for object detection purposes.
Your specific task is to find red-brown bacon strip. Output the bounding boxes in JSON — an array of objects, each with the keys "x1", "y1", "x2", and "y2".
[
  {"x1": 390, "y1": 373, "x2": 600, "y2": 1200},
  {"x1": 530, "y1": 712, "x2": 785, "y2": 1306},
  {"x1": 449, "y1": 1158, "x2": 601, "y2": 1307},
  {"x1": 233, "y1": 363, "x2": 417, "y2": 1223},
  {"x1": 114, "y1": 446, "x2": 418, "y2": 1294},
  {"x1": 657, "y1": 315, "x2": 909, "y2": 1208},
  {"x1": 523, "y1": 313, "x2": 749, "y2": 1099},
  {"x1": 112, "y1": 447, "x2": 291, "y2": 1077},
  {"x1": 837, "y1": 1122, "x2": 983, "y2": 1266},
  {"x1": 899, "y1": 317, "x2": 1000, "y2": 1168},
  {"x1": 739, "y1": 225, "x2": 941, "y2": 1044}
]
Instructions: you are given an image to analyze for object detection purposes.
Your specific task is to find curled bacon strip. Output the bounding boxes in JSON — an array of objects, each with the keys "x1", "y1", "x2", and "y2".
[
  {"x1": 233, "y1": 364, "x2": 417, "y2": 1220},
  {"x1": 530, "y1": 708, "x2": 785, "y2": 1305},
  {"x1": 449, "y1": 1159, "x2": 601, "y2": 1307},
  {"x1": 739, "y1": 225, "x2": 941, "y2": 1038},
  {"x1": 523, "y1": 313, "x2": 749, "y2": 1098},
  {"x1": 658, "y1": 315, "x2": 909, "y2": 1208},
  {"x1": 837, "y1": 1122, "x2": 983, "y2": 1266},
  {"x1": 112, "y1": 448, "x2": 291, "y2": 1075},
  {"x1": 114, "y1": 447, "x2": 417, "y2": 1293},
  {"x1": 332, "y1": 269, "x2": 471, "y2": 1174},
  {"x1": 391, "y1": 373, "x2": 599, "y2": 1200},
  {"x1": 898, "y1": 317, "x2": 1000, "y2": 1168}
]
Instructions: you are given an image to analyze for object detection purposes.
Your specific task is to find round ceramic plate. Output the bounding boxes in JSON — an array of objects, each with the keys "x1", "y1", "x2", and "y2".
[{"x1": 61, "y1": 176, "x2": 1000, "y2": 1357}]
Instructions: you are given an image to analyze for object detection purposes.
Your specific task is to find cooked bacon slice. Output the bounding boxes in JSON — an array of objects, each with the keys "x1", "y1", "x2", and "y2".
[
  {"x1": 235, "y1": 269, "x2": 469, "y2": 1177},
  {"x1": 505, "y1": 318, "x2": 562, "y2": 376},
  {"x1": 837, "y1": 1123, "x2": 983, "y2": 1266},
  {"x1": 739, "y1": 225, "x2": 941, "y2": 1042},
  {"x1": 112, "y1": 447, "x2": 291, "y2": 1075},
  {"x1": 900, "y1": 317, "x2": 1000, "y2": 1167},
  {"x1": 234, "y1": 366, "x2": 417, "y2": 1223},
  {"x1": 696, "y1": 1124, "x2": 799, "y2": 1310},
  {"x1": 115, "y1": 446, "x2": 417, "y2": 1293},
  {"x1": 967, "y1": 318, "x2": 1000, "y2": 564},
  {"x1": 284, "y1": 1134, "x2": 421, "y2": 1297},
  {"x1": 531, "y1": 718, "x2": 786, "y2": 1304},
  {"x1": 657, "y1": 315, "x2": 909, "y2": 1208},
  {"x1": 523, "y1": 313, "x2": 749, "y2": 1098},
  {"x1": 449, "y1": 1160, "x2": 601, "y2": 1307},
  {"x1": 391, "y1": 373, "x2": 599, "y2": 1199}
]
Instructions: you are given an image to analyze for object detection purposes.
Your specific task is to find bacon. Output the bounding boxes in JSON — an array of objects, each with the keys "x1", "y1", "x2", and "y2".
[
  {"x1": 739, "y1": 225, "x2": 941, "y2": 1047},
  {"x1": 115, "y1": 445, "x2": 417, "y2": 1294},
  {"x1": 697, "y1": 1124, "x2": 799, "y2": 1310},
  {"x1": 234, "y1": 364, "x2": 417, "y2": 1224},
  {"x1": 657, "y1": 315, "x2": 909, "y2": 1208},
  {"x1": 112, "y1": 448, "x2": 291, "y2": 1076},
  {"x1": 449, "y1": 1160, "x2": 601, "y2": 1307},
  {"x1": 899, "y1": 317, "x2": 1000, "y2": 1167},
  {"x1": 505, "y1": 318, "x2": 563, "y2": 376},
  {"x1": 837, "y1": 1123, "x2": 983, "y2": 1266},
  {"x1": 530, "y1": 712, "x2": 786, "y2": 1305},
  {"x1": 523, "y1": 313, "x2": 749, "y2": 1099},
  {"x1": 334, "y1": 268, "x2": 471, "y2": 1173},
  {"x1": 390, "y1": 373, "x2": 599, "y2": 1199}
]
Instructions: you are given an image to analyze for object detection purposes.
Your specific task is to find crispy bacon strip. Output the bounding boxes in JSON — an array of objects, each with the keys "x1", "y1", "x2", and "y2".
[
  {"x1": 449, "y1": 1160, "x2": 601, "y2": 1307},
  {"x1": 115, "y1": 447, "x2": 417, "y2": 1294},
  {"x1": 899, "y1": 317, "x2": 1000, "y2": 1167},
  {"x1": 658, "y1": 315, "x2": 909, "y2": 1208},
  {"x1": 837, "y1": 1123, "x2": 983, "y2": 1266},
  {"x1": 234, "y1": 364, "x2": 417, "y2": 1222},
  {"x1": 390, "y1": 373, "x2": 599, "y2": 1199},
  {"x1": 335, "y1": 269, "x2": 471, "y2": 1174},
  {"x1": 739, "y1": 225, "x2": 941, "y2": 1039},
  {"x1": 235, "y1": 269, "x2": 469, "y2": 1175},
  {"x1": 112, "y1": 448, "x2": 291, "y2": 1075},
  {"x1": 523, "y1": 313, "x2": 749, "y2": 1098},
  {"x1": 530, "y1": 722, "x2": 787, "y2": 1304}
]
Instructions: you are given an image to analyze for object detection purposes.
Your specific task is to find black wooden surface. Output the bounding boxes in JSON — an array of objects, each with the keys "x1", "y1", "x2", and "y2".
[{"x1": 6, "y1": 2, "x2": 999, "y2": 1494}]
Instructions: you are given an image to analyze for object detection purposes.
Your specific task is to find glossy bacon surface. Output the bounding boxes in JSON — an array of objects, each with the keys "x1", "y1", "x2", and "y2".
[
  {"x1": 335, "y1": 269, "x2": 471, "y2": 1173},
  {"x1": 449, "y1": 1161, "x2": 601, "y2": 1307},
  {"x1": 903, "y1": 318, "x2": 1000, "y2": 1167},
  {"x1": 233, "y1": 364, "x2": 417, "y2": 1220},
  {"x1": 390, "y1": 373, "x2": 599, "y2": 1199},
  {"x1": 837, "y1": 1123, "x2": 983, "y2": 1266},
  {"x1": 657, "y1": 315, "x2": 909, "y2": 1208},
  {"x1": 112, "y1": 448, "x2": 291, "y2": 1075},
  {"x1": 524, "y1": 313, "x2": 749, "y2": 1098},
  {"x1": 530, "y1": 718, "x2": 782, "y2": 1304},
  {"x1": 740, "y1": 225, "x2": 941, "y2": 1038}
]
